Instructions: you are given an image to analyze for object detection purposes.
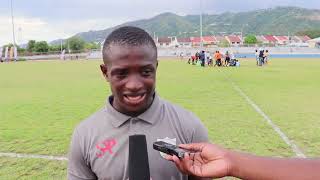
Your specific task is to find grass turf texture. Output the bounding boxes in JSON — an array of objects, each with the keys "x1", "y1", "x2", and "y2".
[{"x1": 0, "y1": 58, "x2": 319, "y2": 179}]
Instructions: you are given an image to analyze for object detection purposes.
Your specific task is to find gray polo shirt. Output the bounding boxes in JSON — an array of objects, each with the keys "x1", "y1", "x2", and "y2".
[{"x1": 68, "y1": 94, "x2": 208, "y2": 180}]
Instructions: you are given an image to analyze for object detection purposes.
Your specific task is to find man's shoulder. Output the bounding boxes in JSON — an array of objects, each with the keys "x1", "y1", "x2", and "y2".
[
  {"x1": 160, "y1": 98, "x2": 209, "y2": 143},
  {"x1": 160, "y1": 98, "x2": 200, "y2": 124}
]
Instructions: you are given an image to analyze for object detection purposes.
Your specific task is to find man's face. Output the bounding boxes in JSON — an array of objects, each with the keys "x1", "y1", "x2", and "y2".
[{"x1": 101, "y1": 44, "x2": 157, "y2": 116}]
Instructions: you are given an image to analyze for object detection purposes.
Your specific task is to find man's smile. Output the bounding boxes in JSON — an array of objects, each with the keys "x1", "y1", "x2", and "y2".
[{"x1": 123, "y1": 93, "x2": 146, "y2": 106}]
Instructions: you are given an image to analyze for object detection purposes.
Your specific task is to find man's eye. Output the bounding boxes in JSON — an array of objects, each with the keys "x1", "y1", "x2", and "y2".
[
  {"x1": 115, "y1": 71, "x2": 128, "y2": 78},
  {"x1": 141, "y1": 69, "x2": 153, "y2": 76}
]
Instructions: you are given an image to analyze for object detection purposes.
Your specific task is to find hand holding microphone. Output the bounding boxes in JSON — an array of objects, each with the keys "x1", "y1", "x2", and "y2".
[
  {"x1": 164, "y1": 142, "x2": 320, "y2": 180},
  {"x1": 164, "y1": 143, "x2": 232, "y2": 178}
]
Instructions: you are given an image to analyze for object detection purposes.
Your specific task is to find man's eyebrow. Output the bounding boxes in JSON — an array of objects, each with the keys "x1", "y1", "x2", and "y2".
[
  {"x1": 110, "y1": 67, "x2": 127, "y2": 73},
  {"x1": 141, "y1": 64, "x2": 155, "y2": 68}
]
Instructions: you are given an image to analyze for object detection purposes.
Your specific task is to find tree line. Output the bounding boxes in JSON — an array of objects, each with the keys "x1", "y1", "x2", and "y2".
[
  {"x1": 2, "y1": 36, "x2": 101, "y2": 55},
  {"x1": 296, "y1": 30, "x2": 320, "y2": 39}
]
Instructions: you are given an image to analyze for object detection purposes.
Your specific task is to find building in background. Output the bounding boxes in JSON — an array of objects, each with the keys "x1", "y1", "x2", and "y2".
[
  {"x1": 256, "y1": 35, "x2": 269, "y2": 44},
  {"x1": 154, "y1": 34, "x2": 312, "y2": 47},
  {"x1": 274, "y1": 36, "x2": 289, "y2": 45},
  {"x1": 297, "y1": 36, "x2": 311, "y2": 43},
  {"x1": 225, "y1": 35, "x2": 242, "y2": 46},
  {"x1": 263, "y1": 35, "x2": 278, "y2": 45},
  {"x1": 177, "y1": 38, "x2": 192, "y2": 48},
  {"x1": 156, "y1": 37, "x2": 179, "y2": 48},
  {"x1": 308, "y1": 37, "x2": 320, "y2": 48}
]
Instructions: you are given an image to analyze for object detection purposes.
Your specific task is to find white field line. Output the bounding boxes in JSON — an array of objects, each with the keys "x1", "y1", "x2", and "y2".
[
  {"x1": 0, "y1": 152, "x2": 68, "y2": 161},
  {"x1": 221, "y1": 70, "x2": 306, "y2": 158}
]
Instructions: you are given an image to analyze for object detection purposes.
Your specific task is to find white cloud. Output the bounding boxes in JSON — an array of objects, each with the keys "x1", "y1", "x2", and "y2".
[
  {"x1": 0, "y1": 16, "x2": 128, "y2": 46},
  {"x1": 1, "y1": 0, "x2": 319, "y2": 46},
  {"x1": 0, "y1": 16, "x2": 62, "y2": 45}
]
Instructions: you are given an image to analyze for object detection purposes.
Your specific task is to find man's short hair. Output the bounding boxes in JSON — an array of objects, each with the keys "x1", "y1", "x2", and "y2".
[{"x1": 102, "y1": 26, "x2": 157, "y2": 64}]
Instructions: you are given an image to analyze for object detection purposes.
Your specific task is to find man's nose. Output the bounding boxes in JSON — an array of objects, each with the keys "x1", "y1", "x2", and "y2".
[{"x1": 125, "y1": 75, "x2": 143, "y2": 91}]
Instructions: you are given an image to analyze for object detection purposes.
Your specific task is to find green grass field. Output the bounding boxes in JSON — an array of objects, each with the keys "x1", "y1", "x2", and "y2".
[{"x1": 0, "y1": 58, "x2": 319, "y2": 179}]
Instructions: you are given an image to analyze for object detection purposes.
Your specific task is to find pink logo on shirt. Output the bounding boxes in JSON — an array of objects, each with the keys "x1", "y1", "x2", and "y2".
[{"x1": 96, "y1": 138, "x2": 117, "y2": 158}]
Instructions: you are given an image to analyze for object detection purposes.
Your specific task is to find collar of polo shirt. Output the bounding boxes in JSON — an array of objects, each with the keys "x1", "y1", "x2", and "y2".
[{"x1": 105, "y1": 93, "x2": 162, "y2": 127}]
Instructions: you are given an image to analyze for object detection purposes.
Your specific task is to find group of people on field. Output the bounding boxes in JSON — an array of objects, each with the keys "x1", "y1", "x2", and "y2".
[
  {"x1": 255, "y1": 48, "x2": 269, "y2": 66},
  {"x1": 188, "y1": 50, "x2": 240, "y2": 67}
]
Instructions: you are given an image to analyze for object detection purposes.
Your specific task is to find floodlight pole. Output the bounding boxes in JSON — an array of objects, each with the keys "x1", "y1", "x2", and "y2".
[
  {"x1": 60, "y1": 39, "x2": 63, "y2": 52},
  {"x1": 241, "y1": 24, "x2": 248, "y2": 45},
  {"x1": 200, "y1": 0, "x2": 203, "y2": 48},
  {"x1": 10, "y1": 0, "x2": 17, "y2": 46}
]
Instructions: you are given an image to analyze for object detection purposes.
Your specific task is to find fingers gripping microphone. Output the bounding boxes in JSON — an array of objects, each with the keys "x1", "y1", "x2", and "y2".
[{"x1": 129, "y1": 135, "x2": 150, "y2": 180}]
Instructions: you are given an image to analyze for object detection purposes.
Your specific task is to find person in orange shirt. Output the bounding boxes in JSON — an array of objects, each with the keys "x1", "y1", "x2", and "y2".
[
  {"x1": 213, "y1": 51, "x2": 219, "y2": 67},
  {"x1": 217, "y1": 51, "x2": 223, "y2": 66},
  {"x1": 214, "y1": 51, "x2": 222, "y2": 67}
]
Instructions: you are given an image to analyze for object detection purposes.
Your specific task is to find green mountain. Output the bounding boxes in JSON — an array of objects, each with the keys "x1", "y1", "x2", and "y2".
[{"x1": 51, "y1": 6, "x2": 320, "y2": 44}]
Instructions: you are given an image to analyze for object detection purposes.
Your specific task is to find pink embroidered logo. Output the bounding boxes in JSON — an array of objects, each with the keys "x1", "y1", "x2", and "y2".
[{"x1": 96, "y1": 139, "x2": 117, "y2": 158}]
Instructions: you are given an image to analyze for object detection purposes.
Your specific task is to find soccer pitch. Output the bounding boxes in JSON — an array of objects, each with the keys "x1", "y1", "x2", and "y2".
[{"x1": 0, "y1": 58, "x2": 319, "y2": 179}]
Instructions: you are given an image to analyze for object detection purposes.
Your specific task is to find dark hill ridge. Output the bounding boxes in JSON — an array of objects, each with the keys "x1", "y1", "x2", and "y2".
[{"x1": 51, "y1": 6, "x2": 320, "y2": 44}]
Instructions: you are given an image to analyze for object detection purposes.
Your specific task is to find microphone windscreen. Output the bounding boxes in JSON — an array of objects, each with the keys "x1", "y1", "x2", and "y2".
[{"x1": 129, "y1": 134, "x2": 150, "y2": 180}]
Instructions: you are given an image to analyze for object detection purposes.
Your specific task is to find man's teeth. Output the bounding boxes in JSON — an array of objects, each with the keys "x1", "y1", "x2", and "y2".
[{"x1": 127, "y1": 95, "x2": 143, "y2": 101}]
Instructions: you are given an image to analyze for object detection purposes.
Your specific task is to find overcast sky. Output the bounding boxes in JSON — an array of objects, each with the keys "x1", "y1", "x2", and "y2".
[{"x1": 0, "y1": 0, "x2": 319, "y2": 45}]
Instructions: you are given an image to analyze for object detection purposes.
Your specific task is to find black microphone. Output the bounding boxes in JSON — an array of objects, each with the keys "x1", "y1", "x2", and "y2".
[{"x1": 129, "y1": 134, "x2": 150, "y2": 180}]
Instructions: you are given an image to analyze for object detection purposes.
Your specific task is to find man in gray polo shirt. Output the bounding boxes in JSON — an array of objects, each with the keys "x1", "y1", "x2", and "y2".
[{"x1": 68, "y1": 26, "x2": 209, "y2": 180}]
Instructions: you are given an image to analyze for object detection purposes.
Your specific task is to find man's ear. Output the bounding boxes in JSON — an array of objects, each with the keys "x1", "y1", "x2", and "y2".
[{"x1": 100, "y1": 64, "x2": 109, "y2": 82}]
